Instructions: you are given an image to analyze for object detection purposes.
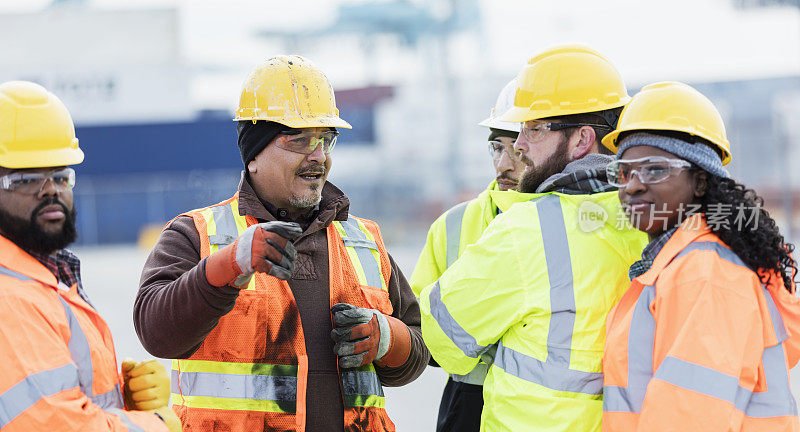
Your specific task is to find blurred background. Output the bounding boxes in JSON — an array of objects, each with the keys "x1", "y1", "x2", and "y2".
[{"x1": 3, "y1": 0, "x2": 800, "y2": 429}]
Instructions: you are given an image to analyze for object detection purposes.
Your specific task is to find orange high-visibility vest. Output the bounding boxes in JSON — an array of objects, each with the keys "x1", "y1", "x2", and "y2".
[
  {"x1": 603, "y1": 214, "x2": 800, "y2": 431},
  {"x1": 171, "y1": 193, "x2": 396, "y2": 432},
  {"x1": 0, "y1": 235, "x2": 166, "y2": 431}
]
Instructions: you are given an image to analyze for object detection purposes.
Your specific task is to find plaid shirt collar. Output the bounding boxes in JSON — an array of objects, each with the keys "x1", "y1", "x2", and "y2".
[
  {"x1": 628, "y1": 226, "x2": 679, "y2": 280},
  {"x1": 30, "y1": 248, "x2": 92, "y2": 306},
  {"x1": 540, "y1": 168, "x2": 617, "y2": 195}
]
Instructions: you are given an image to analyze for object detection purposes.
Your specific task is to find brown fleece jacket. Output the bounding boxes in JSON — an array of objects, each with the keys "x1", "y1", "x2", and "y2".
[{"x1": 135, "y1": 174, "x2": 429, "y2": 432}]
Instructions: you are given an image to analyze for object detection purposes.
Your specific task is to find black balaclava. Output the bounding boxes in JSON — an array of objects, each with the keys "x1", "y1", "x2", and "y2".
[{"x1": 236, "y1": 120, "x2": 287, "y2": 167}]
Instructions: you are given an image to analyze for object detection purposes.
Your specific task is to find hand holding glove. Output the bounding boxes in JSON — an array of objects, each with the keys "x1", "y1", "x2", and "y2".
[
  {"x1": 205, "y1": 221, "x2": 302, "y2": 288},
  {"x1": 121, "y1": 358, "x2": 170, "y2": 411},
  {"x1": 330, "y1": 303, "x2": 412, "y2": 369}
]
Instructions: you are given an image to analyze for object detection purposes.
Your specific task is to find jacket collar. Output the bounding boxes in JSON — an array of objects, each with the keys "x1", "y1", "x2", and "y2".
[
  {"x1": 636, "y1": 213, "x2": 711, "y2": 286},
  {"x1": 487, "y1": 188, "x2": 541, "y2": 214},
  {"x1": 0, "y1": 234, "x2": 58, "y2": 288}
]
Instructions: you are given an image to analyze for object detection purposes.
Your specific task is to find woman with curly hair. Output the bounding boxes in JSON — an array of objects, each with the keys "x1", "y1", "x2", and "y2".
[{"x1": 600, "y1": 82, "x2": 800, "y2": 431}]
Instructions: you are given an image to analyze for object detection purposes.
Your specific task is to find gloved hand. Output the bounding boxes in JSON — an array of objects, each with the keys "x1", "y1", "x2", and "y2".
[
  {"x1": 479, "y1": 345, "x2": 498, "y2": 366},
  {"x1": 330, "y1": 303, "x2": 412, "y2": 369},
  {"x1": 147, "y1": 406, "x2": 182, "y2": 432},
  {"x1": 205, "y1": 221, "x2": 302, "y2": 288},
  {"x1": 121, "y1": 358, "x2": 170, "y2": 411}
]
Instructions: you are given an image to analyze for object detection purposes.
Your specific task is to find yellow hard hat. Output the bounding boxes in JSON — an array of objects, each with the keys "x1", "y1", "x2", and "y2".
[
  {"x1": 500, "y1": 44, "x2": 630, "y2": 123},
  {"x1": 0, "y1": 81, "x2": 83, "y2": 169},
  {"x1": 602, "y1": 81, "x2": 731, "y2": 165},
  {"x1": 234, "y1": 55, "x2": 352, "y2": 129}
]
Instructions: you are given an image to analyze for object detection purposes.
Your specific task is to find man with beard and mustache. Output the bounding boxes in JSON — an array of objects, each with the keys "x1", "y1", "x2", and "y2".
[
  {"x1": 419, "y1": 45, "x2": 648, "y2": 432},
  {"x1": 409, "y1": 77, "x2": 535, "y2": 432},
  {"x1": 135, "y1": 55, "x2": 429, "y2": 432},
  {"x1": 0, "y1": 81, "x2": 180, "y2": 432}
]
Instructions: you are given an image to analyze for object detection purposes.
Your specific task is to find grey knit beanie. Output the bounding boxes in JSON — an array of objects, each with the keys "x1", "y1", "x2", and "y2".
[{"x1": 617, "y1": 132, "x2": 730, "y2": 179}]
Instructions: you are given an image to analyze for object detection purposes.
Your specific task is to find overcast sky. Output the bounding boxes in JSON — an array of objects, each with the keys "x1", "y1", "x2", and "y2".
[{"x1": 2, "y1": 0, "x2": 799, "y2": 107}]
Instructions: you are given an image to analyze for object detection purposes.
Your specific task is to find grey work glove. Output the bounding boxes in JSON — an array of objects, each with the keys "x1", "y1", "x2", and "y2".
[
  {"x1": 205, "y1": 221, "x2": 302, "y2": 288},
  {"x1": 330, "y1": 303, "x2": 391, "y2": 369},
  {"x1": 479, "y1": 344, "x2": 498, "y2": 366}
]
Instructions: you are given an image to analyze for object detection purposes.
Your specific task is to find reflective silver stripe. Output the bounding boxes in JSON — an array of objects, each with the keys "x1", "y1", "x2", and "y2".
[
  {"x1": 171, "y1": 370, "x2": 297, "y2": 401},
  {"x1": 0, "y1": 265, "x2": 33, "y2": 281},
  {"x1": 208, "y1": 204, "x2": 239, "y2": 245},
  {"x1": 428, "y1": 281, "x2": 487, "y2": 358},
  {"x1": 57, "y1": 295, "x2": 94, "y2": 399},
  {"x1": 342, "y1": 238, "x2": 378, "y2": 249},
  {"x1": 450, "y1": 363, "x2": 489, "y2": 385},
  {"x1": 92, "y1": 384, "x2": 124, "y2": 410},
  {"x1": 676, "y1": 241, "x2": 797, "y2": 416},
  {"x1": 606, "y1": 241, "x2": 799, "y2": 417},
  {"x1": 106, "y1": 408, "x2": 145, "y2": 432},
  {"x1": 537, "y1": 195, "x2": 576, "y2": 366},
  {"x1": 674, "y1": 241, "x2": 747, "y2": 267},
  {"x1": 654, "y1": 356, "x2": 751, "y2": 411},
  {"x1": 746, "y1": 290, "x2": 798, "y2": 417},
  {"x1": 0, "y1": 363, "x2": 80, "y2": 428},
  {"x1": 2, "y1": 268, "x2": 124, "y2": 417},
  {"x1": 653, "y1": 350, "x2": 797, "y2": 417},
  {"x1": 445, "y1": 202, "x2": 469, "y2": 267},
  {"x1": 341, "y1": 370, "x2": 384, "y2": 398},
  {"x1": 339, "y1": 217, "x2": 383, "y2": 288},
  {"x1": 604, "y1": 284, "x2": 656, "y2": 413},
  {"x1": 494, "y1": 341, "x2": 603, "y2": 395}
]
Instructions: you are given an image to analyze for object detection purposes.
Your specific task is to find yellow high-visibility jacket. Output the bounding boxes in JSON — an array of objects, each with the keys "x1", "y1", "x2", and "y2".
[
  {"x1": 410, "y1": 180, "x2": 537, "y2": 385},
  {"x1": 420, "y1": 191, "x2": 648, "y2": 432}
]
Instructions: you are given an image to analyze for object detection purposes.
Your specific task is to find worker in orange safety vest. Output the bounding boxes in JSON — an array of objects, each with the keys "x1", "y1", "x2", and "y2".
[
  {"x1": 0, "y1": 81, "x2": 181, "y2": 432},
  {"x1": 602, "y1": 81, "x2": 800, "y2": 431},
  {"x1": 134, "y1": 55, "x2": 429, "y2": 432}
]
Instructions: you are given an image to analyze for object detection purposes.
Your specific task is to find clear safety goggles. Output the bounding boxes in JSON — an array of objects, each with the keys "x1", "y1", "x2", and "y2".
[
  {"x1": 0, "y1": 167, "x2": 76, "y2": 194},
  {"x1": 276, "y1": 130, "x2": 339, "y2": 155},
  {"x1": 520, "y1": 121, "x2": 612, "y2": 143},
  {"x1": 606, "y1": 156, "x2": 693, "y2": 187},
  {"x1": 487, "y1": 140, "x2": 520, "y2": 161}
]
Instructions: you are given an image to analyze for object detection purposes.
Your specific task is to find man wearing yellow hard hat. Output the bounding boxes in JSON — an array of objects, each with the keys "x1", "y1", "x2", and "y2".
[
  {"x1": 0, "y1": 81, "x2": 180, "y2": 431},
  {"x1": 135, "y1": 55, "x2": 430, "y2": 431},
  {"x1": 419, "y1": 45, "x2": 648, "y2": 431},
  {"x1": 409, "y1": 78, "x2": 534, "y2": 432}
]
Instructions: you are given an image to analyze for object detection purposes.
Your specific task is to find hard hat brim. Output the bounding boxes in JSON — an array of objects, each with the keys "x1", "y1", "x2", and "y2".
[
  {"x1": 500, "y1": 99, "x2": 631, "y2": 124},
  {"x1": 0, "y1": 146, "x2": 84, "y2": 169},
  {"x1": 478, "y1": 117, "x2": 521, "y2": 133},
  {"x1": 234, "y1": 115, "x2": 352, "y2": 130},
  {"x1": 498, "y1": 106, "x2": 536, "y2": 123},
  {"x1": 603, "y1": 125, "x2": 731, "y2": 165}
]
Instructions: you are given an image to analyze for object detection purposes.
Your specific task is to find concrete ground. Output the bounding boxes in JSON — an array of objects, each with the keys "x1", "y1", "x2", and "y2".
[{"x1": 76, "y1": 243, "x2": 800, "y2": 431}]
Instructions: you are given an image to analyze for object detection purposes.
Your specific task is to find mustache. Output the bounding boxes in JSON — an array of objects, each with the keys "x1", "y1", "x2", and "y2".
[
  {"x1": 296, "y1": 164, "x2": 327, "y2": 175},
  {"x1": 519, "y1": 154, "x2": 534, "y2": 167},
  {"x1": 496, "y1": 174, "x2": 517, "y2": 183},
  {"x1": 31, "y1": 198, "x2": 69, "y2": 218}
]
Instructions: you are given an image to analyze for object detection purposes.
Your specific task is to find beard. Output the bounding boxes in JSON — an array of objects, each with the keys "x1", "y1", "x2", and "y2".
[
  {"x1": 290, "y1": 163, "x2": 326, "y2": 209},
  {"x1": 518, "y1": 137, "x2": 572, "y2": 193},
  {"x1": 0, "y1": 198, "x2": 77, "y2": 255},
  {"x1": 289, "y1": 189, "x2": 323, "y2": 209}
]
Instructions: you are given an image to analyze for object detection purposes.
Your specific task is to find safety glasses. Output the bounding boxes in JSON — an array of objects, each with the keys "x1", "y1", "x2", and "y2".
[
  {"x1": 521, "y1": 121, "x2": 612, "y2": 143},
  {"x1": 276, "y1": 130, "x2": 339, "y2": 155},
  {"x1": 487, "y1": 140, "x2": 519, "y2": 161},
  {"x1": 0, "y1": 168, "x2": 76, "y2": 194},
  {"x1": 606, "y1": 156, "x2": 693, "y2": 187}
]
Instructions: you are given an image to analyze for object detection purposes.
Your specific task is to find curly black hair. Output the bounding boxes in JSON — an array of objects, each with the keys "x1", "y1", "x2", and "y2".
[{"x1": 700, "y1": 175, "x2": 797, "y2": 292}]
